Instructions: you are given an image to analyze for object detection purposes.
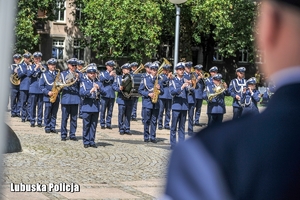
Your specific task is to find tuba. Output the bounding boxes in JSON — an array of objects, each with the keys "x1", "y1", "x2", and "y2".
[{"x1": 50, "y1": 69, "x2": 78, "y2": 103}]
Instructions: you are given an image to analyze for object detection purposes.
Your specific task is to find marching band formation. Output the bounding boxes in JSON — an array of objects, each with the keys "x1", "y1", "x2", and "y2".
[{"x1": 9, "y1": 52, "x2": 275, "y2": 149}]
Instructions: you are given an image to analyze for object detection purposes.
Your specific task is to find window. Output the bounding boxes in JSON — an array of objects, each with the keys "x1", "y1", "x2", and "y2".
[
  {"x1": 75, "y1": 4, "x2": 82, "y2": 21},
  {"x1": 213, "y1": 48, "x2": 223, "y2": 62},
  {"x1": 239, "y1": 50, "x2": 248, "y2": 63},
  {"x1": 73, "y1": 39, "x2": 84, "y2": 60},
  {"x1": 52, "y1": 39, "x2": 64, "y2": 59},
  {"x1": 54, "y1": 0, "x2": 66, "y2": 22},
  {"x1": 255, "y1": 50, "x2": 264, "y2": 64}
]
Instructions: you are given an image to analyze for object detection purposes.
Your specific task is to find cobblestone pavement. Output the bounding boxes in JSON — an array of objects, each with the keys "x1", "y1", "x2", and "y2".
[{"x1": 1, "y1": 102, "x2": 251, "y2": 199}]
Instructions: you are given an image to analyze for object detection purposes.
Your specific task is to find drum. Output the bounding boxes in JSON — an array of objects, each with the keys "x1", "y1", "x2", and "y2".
[{"x1": 131, "y1": 73, "x2": 142, "y2": 97}]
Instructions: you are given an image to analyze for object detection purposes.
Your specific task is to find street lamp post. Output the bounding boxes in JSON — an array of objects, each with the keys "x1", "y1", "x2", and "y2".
[{"x1": 169, "y1": 0, "x2": 187, "y2": 73}]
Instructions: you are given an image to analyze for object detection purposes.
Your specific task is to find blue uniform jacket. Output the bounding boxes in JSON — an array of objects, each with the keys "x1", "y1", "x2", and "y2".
[
  {"x1": 27, "y1": 64, "x2": 45, "y2": 94},
  {"x1": 229, "y1": 78, "x2": 247, "y2": 107},
  {"x1": 159, "y1": 74, "x2": 172, "y2": 99},
  {"x1": 60, "y1": 70, "x2": 81, "y2": 104},
  {"x1": 169, "y1": 76, "x2": 189, "y2": 111},
  {"x1": 203, "y1": 84, "x2": 229, "y2": 114},
  {"x1": 194, "y1": 74, "x2": 205, "y2": 99},
  {"x1": 17, "y1": 62, "x2": 30, "y2": 90},
  {"x1": 99, "y1": 70, "x2": 115, "y2": 99},
  {"x1": 183, "y1": 72, "x2": 195, "y2": 104},
  {"x1": 79, "y1": 78, "x2": 105, "y2": 112},
  {"x1": 138, "y1": 75, "x2": 164, "y2": 109},
  {"x1": 241, "y1": 89, "x2": 260, "y2": 115},
  {"x1": 113, "y1": 75, "x2": 134, "y2": 105},
  {"x1": 205, "y1": 77, "x2": 213, "y2": 87},
  {"x1": 10, "y1": 64, "x2": 19, "y2": 89},
  {"x1": 39, "y1": 70, "x2": 60, "y2": 102}
]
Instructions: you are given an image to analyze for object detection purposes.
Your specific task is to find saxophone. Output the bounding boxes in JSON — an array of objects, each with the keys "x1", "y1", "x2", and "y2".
[{"x1": 151, "y1": 77, "x2": 160, "y2": 104}]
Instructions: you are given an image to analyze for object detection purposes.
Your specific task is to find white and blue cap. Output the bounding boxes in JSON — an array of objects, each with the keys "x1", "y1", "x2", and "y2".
[
  {"x1": 121, "y1": 63, "x2": 131, "y2": 69},
  {"x1": 185, "y1": 61, "x2": 193, "y2": 68},
  {"x1": 162, "y1": 64, "x2": 171, "y2": 70},
  {"x1": 175, "y1": 62, "x2": 185, "y2": 70},
  {"x1": 150, "y1": 63, "x2": 159, "y2": 70},
  {"x1": 209, "y1": 66, "x2": 218, "y2": 72},
  {"x1": 144, "y1": 62, "x2": 152, "y2": 68},
  {"x1": 105, "y1": 60, "x2": 115, "y2": 67},
  {"x1": 23, "y1": 52, "x2": 32, "y2": 58},
  {"x1": 130, "y1": 62, "x2": 138, "y2": 67},
  {"x1": 77, "y1": 60, "x2": 84, "y2": 66},
  {"x1": 86, "y1": 64, "x2": 97, "y2": 73},
  {"x1": 33, "y1": 52, "x2": 42, "y2": 58},
  {"x1": 194, "y1": 64, "x2": 203, "y2": 70},
  {"x1": 247, "y1": 77, "x2": 256, "y2": 85},
  {"x1": 236, "y1": 67, "x2": 246, "y2": 73},
  {"x1": 13, "y1": 54, "x2": 22, "y2": 59},
  {"x1": 47, "y1": 58, "x2": 57, "y2": 65},
  {"x1": 67, "y1": 58, "x2": 78, "y2": 65},
  {"x1": 153, "y1": 61, "x2": 161, "y2": 65},
  {"x1": 212, "y1": 73, "x2": 222, "y2": 80}
]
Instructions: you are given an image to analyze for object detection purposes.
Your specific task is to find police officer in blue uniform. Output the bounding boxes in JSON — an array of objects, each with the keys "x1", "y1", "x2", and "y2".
[
  {"x1": 18, "y1": 52, "x2": 31, "y2": 122},
  {"x1": 60, "y1": 58, "x2": 81, "y2": 141},
  {"x1": 229, "y1": 67, "x2": 247, "y2": 119},
  {"x1": 39, "y1": 58, "x2": 60, "y2": 133},
  {"x1": 112, "y1": 63, "x2": 134, "y2": 135},
  {"x1": 241, "y1": 77, "x2": 261, "y2": 116},
  {"x1": 158, "y1": 64, "x2": 172, "y2": 130},
  {"x1": 130, "y1": 62, "x2": 139, "y2": 121},
  {"x1": 99, "y1": 60, "x2": 116, "y2": 129},
  {"x1": 76, "y1": 60, "x2": 86, "y2": 118},
  {"x1": 27, "y1": 52, "x2": 45, "y2": 127},
  {"x1": 206, "y1": 66, "x2": 218, "y2": 86},
  {"x1": 169, "y1": 62, "x2": 189, "y2": 149},
  {"x1": 204, "y1": 73, "x2": 229, "y2": 126},
  {"x1": 141, "y1": 62, "x2": 152, "y2": 123},
  {"x1": 183, "y1": 61, "x2": 196, "y2": 136},
  {"x1": 139, "y1": 62, "x2": 163, "y2": 143},
  {"x1": 10, "y1": 54, "x2": 22, "y2": 117},
  {"x1": 193, "y1": 64, "x2": 205, "y2": 126},
  {"x1": 80, "y1": 64, "x2": 106, "y2": 148}
]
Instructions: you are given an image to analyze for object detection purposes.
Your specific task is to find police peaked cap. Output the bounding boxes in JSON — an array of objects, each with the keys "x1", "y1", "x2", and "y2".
[
  {"x1": 86, "y1": 64, "x2": 97, "y2": 73},
  {"x1": 121, "y1": 63, "x2": 131, "y2": 69},
  {"x1": 67, "y1": 58, "x2": 78, "y2": 65},
  {"x1": 105, "y1": 60, "x2": 115, "y2": 67},
  {"x1": 212, "y1": 73, "x2": 222, "y2": 80},
  {"x1": 194, "y1": 64, "x2": 203, "y2": 70},
  {"x1": 236, "y1": 67, "x2": 246, "y2": 73},
  {"x1": 144, "y1": 62, "x2": 152, "y2": 68},
  {"x1": 13, "y1": 54, "x2": 22, "y2": 59},
  {"x1": 33, "y1": 52, "x2": 42, "y2": 58},
  {"x1": 47, "y1": 58, "x2": 57, "y2": 65},
  {"x1": 130, "y1": 62, "x2": 138, "y2": 67},
  {"x1": 247, "y1": 77, "x2": 256, "y2": 85},
  {"x1": 23, "y1": 52, "x2": 32, "y2": 58},
  {"x1": 175, "y1": 62, "x2": 185, "y2": 70},
  {"x1": 150, "y1": 63, "x2": 159, "y2": 69},
  {"x1": 185, "y1": 61, "x2": 193, "y2": 67},
  {"x1": 163, "y1": 64, "x2": 171, "y2": 70},
  {"x1": 209, "y1": 66, "x2": 218, "y2": 72},
  {"x1": 77, "y1": 60, "x2": 85, "y2": 66}
]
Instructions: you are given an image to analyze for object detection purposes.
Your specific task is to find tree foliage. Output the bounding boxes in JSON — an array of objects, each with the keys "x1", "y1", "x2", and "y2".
[{"x1": 15, "y1": 0, "x2": 56, "y2": 53}]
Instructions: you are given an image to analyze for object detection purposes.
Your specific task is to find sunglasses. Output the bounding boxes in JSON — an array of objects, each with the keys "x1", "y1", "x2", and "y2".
[{"x1": 71, "y1": 65, "x2": 77, "y2": 67}]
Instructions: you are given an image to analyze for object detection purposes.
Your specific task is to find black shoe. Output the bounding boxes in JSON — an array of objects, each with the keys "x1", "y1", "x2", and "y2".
[
  {"x1": 61, "y1": 138, "x2": 67, "y2": 141},
  {"x1": 90, "y1": 144, "x2": 98, "y2": 148},
  {"x1": 50, "y1": 129, "x2": 57, "y2": 133},
  {"x1": 120, "y1": 132, "x2": 124, "y2": 135},
  {"x1": 150, "y1": 139, "x2": 157, "y2": 143},
  {"x1": 194, "y1": 122, "x2": 200, "y2": 126},
  {"x1": 21, "y1": 119, "x2": 25, "y2": 122},
  {"x1": 101, "y1": 126, "x2": 105, "y2": 129},
  {"x1": 131, "y1": 118, "x2": 137, "y2": 121},
  {"x1": 11, "y1": 114, "x2": 16, "y2": 118},
  {"x1": 45, "y1": 130, "x2": 50, "y2": 133},
  {"x1": 164, "y1": 126, "x2": 170, "y2": 130},
  {"x1": 144, "y1": 139, "x2": 149, "y2": 143},
  {"x1": 106, "y1": 126, "x2": 112, "y2": 129},
  {"x1": 70, "y1": 137, "x2": 78, "y2": 141},
  {"x1": 26, "y1": 119, "x2": 30, "y2": 122},
  {"x1": 78, "y1": 116, "x2": 82, "y2": 119},
  {"x1": 158, "y1": 127, "x2": 163, "y2": 130},
  {"x1": 84, "y1": 144, "x2": 89, "y2": 148},
  {"x1": 125, "y1": 131, "x2": 132, "y2": 135},
  {"x1": 37, "y1": 124, "x2": 42, "y2": 128},
  {"x1": 30, "y1": 124, "x2": 35, "y2": 127}
]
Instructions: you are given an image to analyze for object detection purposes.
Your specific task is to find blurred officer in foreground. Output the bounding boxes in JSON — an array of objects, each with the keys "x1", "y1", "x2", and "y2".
[{"x1": 164, "y1": 1, "x2": 300, "y2": 199}]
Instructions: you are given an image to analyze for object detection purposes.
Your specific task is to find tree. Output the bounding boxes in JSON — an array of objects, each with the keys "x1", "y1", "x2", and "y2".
[
  {"x1": 15, "y1": 0, "x2": 56, "y2": 53},
  {"x1": 76, "y1": 0, "x2": 163, "y2": 62}
]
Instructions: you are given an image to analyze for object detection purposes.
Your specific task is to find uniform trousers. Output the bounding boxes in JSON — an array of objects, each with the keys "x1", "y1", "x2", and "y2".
[
  {"x1": 143, "y1": 108, "x2": 159, "y2": 140},
  {"x1": 82, "y1": 112, "x2": 99, "y2": 145},
  {"x1": 10, "y1": 88, "x2": 20, "y2": 116},
  {"x1": 100, "y1": 97, "x2": 114, "y2": 127},
  {"x1": 61, "y1": 104, "x2": 78, "y2": 139},
  {"x1": 158, "y1": 98, "x2": 171, "y2": 129},
  {"x1": 29, "y1": 94, "x2": 43, "y2": 125},
  {"x1": 208, "y1": 114, "x2": 223, "y2": 126},
  {"x1": 78, "y1": 98, "x2": 83, "y2": 118},
  {"x1": 187, "y1": 103, "x2": 195, "y2": 136},
  {"x1": 118, "y1": 103, "x2": 133, "y2": 133},
  {"x1": 232, "y1": 107, "x2": 243, "y2": 120},
  {"x1": 20, "y1": 90, "x2": 30, "y2": 120},
  {"x1": 131, "y1": 97, "x2": 138, "y2": 119},
  {"x1": 194, "y1": 99, "x2": 203, "y2": 124},
  {"x1": 44, "y1": 101, "x2": 59, "y2": 131},
  {"x1": 170, "y1": 110, "x2": 187, "y2": 148}
]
